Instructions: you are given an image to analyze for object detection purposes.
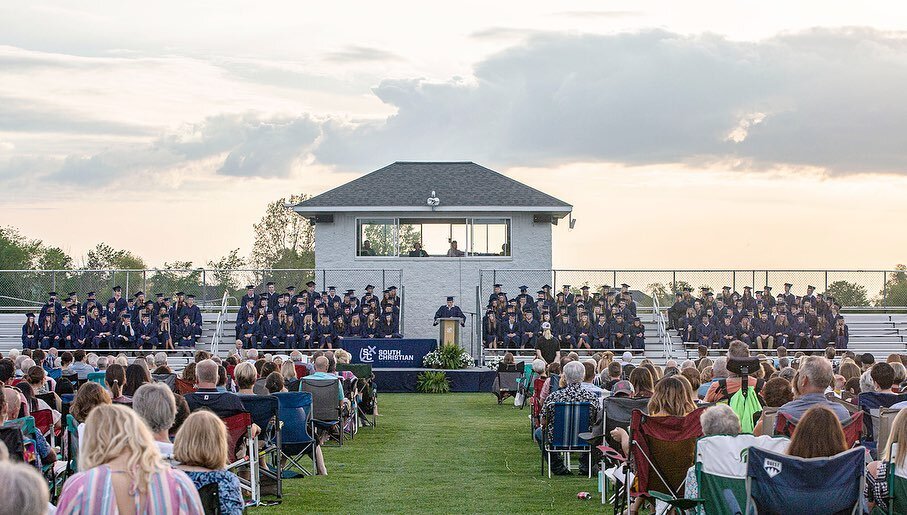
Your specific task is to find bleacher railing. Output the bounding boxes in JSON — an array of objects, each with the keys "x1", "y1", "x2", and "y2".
[
  {"x1": 651, "y1": 291, "x2": 673, "y2": 360},
  {"x1": 478, "y1": 269, "x2": 907, "y2": 310},
  {"x1": 210, "y1": 292, "x2": 234, "y2": 356},
  {"x1": 0, "y1": 268, "x2": 404, "y2": 310}
]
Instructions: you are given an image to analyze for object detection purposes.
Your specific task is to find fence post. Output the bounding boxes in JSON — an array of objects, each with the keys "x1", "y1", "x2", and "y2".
[
  {"x1": 612, "y1": 271, "x2": 617, "y2": 290},
  {"x1": 202, "y1": 270, "x2": 207, "y2": 304},
  {"x1": 143, "y1": 270, "x2": 147, "y2": 293},
  {"x1": 399, "y1": 285, "x2": 405, "y2": 334},
  {"x1": 672, "y1": 270, "x2": 676, "y2": 290},
  {"x1": 125, "y1": 272, "x2": 129, "y2": 300},
  {"x1": 883, "y1": 271, "x2": 888, "y2": 307},
  {"x1": 382, "y1": 270, "x2": 386, "y2": 291},
  {"x1": 475, "y1": 284, "x2": 482, "y2": 365},
  {"x1": 321, "y1": 270, "x2": 326, "y2": 290},
  {"x1": 52, "y1": 271, "x2": 56, "y2": 292},
  {"x1": 824, "y1": 271, "x2": 828, "y2": 293},
  {"x1": 732, "y1": 270, "x2": 736, "y2": 292}
]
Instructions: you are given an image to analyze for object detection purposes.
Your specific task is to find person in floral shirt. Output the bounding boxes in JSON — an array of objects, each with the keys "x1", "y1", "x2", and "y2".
[{"x1": 534, "y1": 360, "x2": 599, "y2": 475}]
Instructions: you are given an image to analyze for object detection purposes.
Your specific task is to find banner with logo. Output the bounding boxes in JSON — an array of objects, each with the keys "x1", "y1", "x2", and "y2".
[{"x1": 344, "y1": 338, "x2": 438, "y2": 368}]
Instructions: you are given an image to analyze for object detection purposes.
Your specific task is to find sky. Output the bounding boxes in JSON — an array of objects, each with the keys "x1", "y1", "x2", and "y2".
[{"x1": 1, "y1": 1, "x2": 907, "y2": 269}]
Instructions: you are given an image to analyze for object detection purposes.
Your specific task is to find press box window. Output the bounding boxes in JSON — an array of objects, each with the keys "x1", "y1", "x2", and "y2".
[
  {"x1": 470, "y1": 218, "x2": 510, "y2": 256},
  {"x1": 357, "y1": 219, "x2": 395, "y2": 256}
]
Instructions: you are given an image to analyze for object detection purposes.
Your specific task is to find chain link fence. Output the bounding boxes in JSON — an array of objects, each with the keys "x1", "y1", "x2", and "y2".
[
  {"x1": 0, "y1": 269, "x2": 403, "y2": 310},
  {"x1": 479, "y1": 269, "x2": 907, "y2": 311}
]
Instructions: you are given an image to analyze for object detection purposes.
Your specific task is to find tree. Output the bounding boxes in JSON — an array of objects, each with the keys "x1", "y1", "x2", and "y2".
[
  {"x1": 148, "y1": 261, "x2": 203, "y2": 301},
  {"x1": 646, "y1": 280, "x2": 693, "y2": 306},
  {"x1": 881, "y1": 264, "x2": 907, "y2": 307},
  {"x1": 825, "y1": 280, "x2": 869, "y2": 307},
  {"x1": 207, "y1": 249, "x2": 246, "y2": 300},
  {"x1": 85, "y1": 243, "x2": 146, "y2": 269},
  {"x1": 250, "y1": 193, "x2": 314, "y2": 269}
]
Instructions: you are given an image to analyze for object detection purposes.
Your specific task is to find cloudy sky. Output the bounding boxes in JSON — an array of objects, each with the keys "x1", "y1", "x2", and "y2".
[{"x1": 2, "y1": 1, "x2": 907, "y2": 269}]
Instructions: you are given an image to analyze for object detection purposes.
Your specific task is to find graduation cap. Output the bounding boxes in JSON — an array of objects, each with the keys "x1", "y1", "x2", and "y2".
[
  {"x1": 25, "y1": 312, "x2": 35, "y2": 318},
  {"x1": 519, "y1": 285, "x2": 528, "y2": 291},
  {"x1": 246, "y1": 284, "x2": 255, "y2": 290},
  {"x1": 266, "y1": 282, "x2": 275, "y2": 286},
  {"x1": 784, "y1": 283, "x2": 793, "y2": 288},
  {"x1": 556, "y1": 292, "x2": 565, "y2": 297},
  {"x1": 365, "y1": 284, "x2": 374, "y2": 290},
  {"x1": 674, "y1": 292, "x2": 683, "y2": 296},
  {"x1": 620, "y1": 283, "x2": 630, "y2": 288},
  {"x1": 446, "y1": 296, "x2": 454, "y2": 301},
  {"x1": 382, "y1": 289, "x2": 389, "y2": 294},
  {"x1": 67, "y1": 292, "x2": 77, "y2": 297},
  {"x1": 328, "y1": 286, "x2": 336, "y2": 291},
  {"x1": 112, "y1": 286, "x2": 122, "y2": 292},
  {"x1": 286, "y1": 285, "x2": 296, "y2": 291},
  {"x1": 807, "y1": 285, "x2": 816, "y2": 290},
  {"x1": 764, "y1": 286, "x2": 772, "y2": 291},
  {"x1": 389, "y1": 286, "x2": 398, "y2": 291},
  {"x1": 743, "y1": 286, "x2": 753, "y2": 290},
  {"x1": 542, "y1": 284, "x2": 551, "y2": 290},
  {"x1": 127, "y1": 297, "x2": 135, "y2": 303},
  {"x1": 161, "y1": 313, "x2": 170, "y2": 319},
  {"x1": 306, "y1": 281, "x2": 316, "y2": 287},
  {"x1": 722, "y1": 286, "x2": 731, "y2": 291},
  {"x1": 346, "y1": 289, "x2": 355, "y2": 294},
  {"x1": 706, "y1": 292, "x2": 714, "y2": 297},
  {"x1": 633, "y1": 317, "x2": 641, "y2": 322},
  {"x1": 121, "y1": 313, "x2": 130, "y2": 318},
  {"x1": 155, "y1": 293, "x2": 164, "y2": 298},
  {"x1": 163, "y1": 297, "x2": 171, "y2": 302},
  {"x1": 493, "y1": 283, "x2": 502, "y2": 288},
  {"x1": 580, "y1": 286, "x2": 590, "y2": 291},
  {"x1": 187, "y1": 294, "x2": 196, "y2": 299},
  {"x1": 522, "y1": 307, "x2": 533, "y2": 313},
  {"x1": 536, "y1": 290, "x2": 546, "y2": 295},
  {"x1": 683, "y1": 287, "x2": 692, "y2": 292},
  {"x1": 48, "y1": 291, "x2": 58, "y2": 297},
  {"x1": 175, "y1": 291, "x2": 185, "y2": 296},
  {"x1": 562, "y1": 284, "x2": 570, "y2": 289}
]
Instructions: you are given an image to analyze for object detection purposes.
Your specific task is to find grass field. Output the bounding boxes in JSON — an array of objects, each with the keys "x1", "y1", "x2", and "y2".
[{"x1": 258, "y1": 393, "x2": 611, "y2": 514}]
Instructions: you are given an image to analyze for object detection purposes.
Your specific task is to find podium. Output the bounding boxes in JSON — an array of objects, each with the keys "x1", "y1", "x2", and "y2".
[{"x1": 438, "y1": 318, "x2": 462, "y2": 347}]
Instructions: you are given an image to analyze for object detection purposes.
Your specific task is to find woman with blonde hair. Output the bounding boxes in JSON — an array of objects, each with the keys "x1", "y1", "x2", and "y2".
[
  {"x1": 57, "y1": 404, "x2": 203, "y2": 514},
  {"x1": 174, "y1": 411, "x2": 244, "y2": 515},
  {"x1": 234, "y1": 361, "x2": 258, "y2": 395}
]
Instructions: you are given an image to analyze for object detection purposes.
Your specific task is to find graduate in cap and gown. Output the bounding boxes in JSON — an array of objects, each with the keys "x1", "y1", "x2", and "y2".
[
  {"x1": 434, "y1": 296, "x2": 466, "y2": 326},
  {"x1": 21, "y1": 312, "x2": 38, "y2": 349}
]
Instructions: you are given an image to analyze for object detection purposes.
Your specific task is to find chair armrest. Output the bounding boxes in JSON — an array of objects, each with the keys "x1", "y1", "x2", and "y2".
[
  {"x1": 648, "y1": 491, "x2": 703, "y2": 510},
  {"x1": 596, "y1": 445, "x2": 626, "y2": 462}
]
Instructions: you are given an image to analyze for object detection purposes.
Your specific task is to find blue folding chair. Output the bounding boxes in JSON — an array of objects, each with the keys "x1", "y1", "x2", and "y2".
[
  {"x1": 274, "y1": 391, "x2": 317, "y2": 477},
  {"x1": 87, "y1": 371, "x2": 106, "y2": 386},
  {"x1": 858, "y1": 392, "x2": 907, "y2": 452},
  {"x1": 239, "y1": 394, "x2": 283, "y2": 500},
  {"x1": 744, "y1": 446, "x2": 865, "y2": 514},
  {"x1": 543, "y1": 402, "x2": 593, "y2": 478}
]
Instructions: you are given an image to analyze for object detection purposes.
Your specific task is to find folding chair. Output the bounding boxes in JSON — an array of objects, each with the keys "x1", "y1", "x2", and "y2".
[
  {"x1": 152, "y1": 372, "x2": 177, "y2": 392},
  {"x1": 595, "y1": 396, "x2": 650, "y2": 510},
  {"x1": 337, "y1": 363, "x2": 376, "y2": 428},
  {"x1": 239, "y1": 394, "x2": 283, "y2": 502},
  {"x1": 0, "y1": 426, "x2": 25, "y2": 462},
  {"x1": 515, "y1": 363, "x2": 536, "y2": 410},
  {"x1": 859, "y1": 392, "x2": 907, "y2": 445},
  {"x1": 542, "y1": 402, "x2": 593, "y2": 478},
  {"x1": 883, "y1": 443, "x2": 907, "y2": 513},
  {"x1": 827, "y1": 393, "x2": 860, "y2": 414},
  {"x1": 2, "y1": 416, "x2": 39, "y2": 466},
  {"x1": 63, "y1": 414, "x2": 80, "y2": 477},
  {"x1": 31, "y1": 409, "x2": 54, "y2": 448},
  {"x1": 340, "y1": 375, "x2": 359, "y2": 438},
  {"x1": 175, "y1": 377, "x2": 197, "y2": 395},
  {"x1": 759, "y1": 407, "x2": 779, "y2": 436},
  {"x1": 744, "y1": 446, "x2": 865, "y2": 514},
  {"x1": 627, "y1": 407, "x2": 706, "y2": 514},
  {"x1": 221, "y1": 412, "x2": 259, "y2": 507},
  {"x1": 47, "y1": 367, "x2": 63, "y2": 381},
  {"x1": 528, "y1": 376, "x2": 547, "y2": 433},
  {"x1": 691, "y1": 434, "x2": 789, "y2": 514},
  {"x1": 775, "y1": 410, "x2": 864, "y2": 448},
  {"x1": 299, "y1": 377, "x2": 344, "y2": 446},
  {"x1": 878, "y1": 407, "x2": 903, "y2": 457},
  {"x1": 274, "y1": 391, "x2": 317, "y2": 477},
  {"x1": 492, "y1": 368, "x2": 523, "y2": 405},
  {"x1": 87, "y1": 371, "x2": 106, "y2": 386},
  {"x1": 198, "y1": 482, "x2": 221, "y2": 515}
]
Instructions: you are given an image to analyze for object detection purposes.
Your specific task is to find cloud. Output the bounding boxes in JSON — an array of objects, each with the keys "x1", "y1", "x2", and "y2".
[
  {"x1": 0, "y1": 96, "x2": 153, "y2": 136},
  {"x1": 323, "y1": 45, "x2": 404, "y2": 63},
  {"x1": 552, "y1": 10, "x2": 641, "y2": 18},
  {"x1": 315, "y1": 28, "x2": 907, "y2": 175}
]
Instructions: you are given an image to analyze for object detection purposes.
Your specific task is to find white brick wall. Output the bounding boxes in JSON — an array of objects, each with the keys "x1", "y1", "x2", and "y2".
[{"x1": 313, "y1": 211, "x2": 552, "y2": 356}]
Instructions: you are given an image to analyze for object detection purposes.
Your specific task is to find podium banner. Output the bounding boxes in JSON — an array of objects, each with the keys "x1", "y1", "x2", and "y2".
[{"x1": 344, "y1": 338, "x2": 437, "y2": 368}]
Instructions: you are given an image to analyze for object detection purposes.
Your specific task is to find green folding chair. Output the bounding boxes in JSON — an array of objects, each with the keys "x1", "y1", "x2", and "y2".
[{"x1": 884, "y1": 443, "x2": 907, "y2": 514}]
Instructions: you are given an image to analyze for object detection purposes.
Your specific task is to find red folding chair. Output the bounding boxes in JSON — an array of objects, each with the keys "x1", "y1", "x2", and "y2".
[
  {"x1": 775, "y1": 410, "x2": 863, "y2": 447},
  {"x1": 294, "y1": 364, "x2": 309, "y2": 379},
  {"x1": 626, "y1": 407, "x2": 706, "y2": 512},
  {"x1": 31, "y1": 409, "x2": 54, "y2": 445},
  {"x1": 220, "y1": 412, "x2": 259, "y2": 506},
  {"x1": 175, "y1": 378, "x2": 197, "y2": 395}
]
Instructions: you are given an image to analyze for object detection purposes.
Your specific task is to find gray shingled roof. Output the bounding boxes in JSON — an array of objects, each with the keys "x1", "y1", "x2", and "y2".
[{"x1": 294, "y1": 162, "x2": 571, "y2": 212}]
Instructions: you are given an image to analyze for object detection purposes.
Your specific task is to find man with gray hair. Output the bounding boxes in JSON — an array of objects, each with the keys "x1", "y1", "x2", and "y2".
[
  {"x1": 132, "y1": 383, "x2": 177, "y2": 460},
  {"x1": 777, "y1": 356, "x2": 849, "y2": 423},
  {"x1": 534, "y1": 360, "x2": 599, "y2": 475},
  {"x1": 184, "y1": 359, "x2": 247, "y2": 418}
]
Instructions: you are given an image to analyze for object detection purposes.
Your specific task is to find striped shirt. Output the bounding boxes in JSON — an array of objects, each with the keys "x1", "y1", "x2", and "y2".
[{"x1": 56, "y1": 464, "x2": 204, "y2": 515}]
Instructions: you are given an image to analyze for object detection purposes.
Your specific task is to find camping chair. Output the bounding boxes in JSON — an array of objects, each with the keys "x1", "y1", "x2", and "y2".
[
  {"x1": 63, "y1": 414, "x2": 80, "y2": 477},
  {"x1": 882, "y1": 443, "x2": 907, "y2": 513},
  {"x1": 87, "y1": 371, "x2": 106, "y2": 386},
  {"x1": 690, "y1": 434, "x2": 790, "y2": 514},
  {"x1": 528, "y1": 376, "x2": 547, "y2": 433},
  {"x1": 879, "y1": 408, "x2": 903, "y2": 458},
  {"x1": 175, "y1": 377, "x2": 196, "y2": 395},
  {"x1": 274, "y1": 391, "x2": 317, "y2": 477},
  {"x1": 827, "y1": 393, "x2": 860, "y2": 414},
  {"x1": 2, "y1": 416, "x2": 40, "y2": 467},
  {"x1": 542, "y1": 402, "x2": 594, "y2": 478},
  {"x1": 152, "y1": 372, "x2": 177, "y2": 392},
  {"x1": 594, "y1": 396, "x2": 650, "y2": 509},
  {"x1": 775, "y1": 410, "x2": 864, "y2": 447},
  {"x1": 626, "y1": 407, "x2": 706, "y2": 514},
  {"x1": 47, "y1": 367, "x2": 62, "y2": 380},
  {"x1": 515, "y1": 363, "x2": 535, "y2": 409},
  {"x1": 340, "y1": 375, "x2": 359, "y2": 438},
  {"x1": 859, "y1": 391, "x2": 907, "y2": 451},
  {"x1": 492, "y1": 367, "x2": 523, "y2": 405},
  {"x1": 759, "y1": 407, "x2": 779, "y2": 436},
  {"x1": 221, "y1": 412, "x2": 259, "y2": 506},
  {"x1": 299, "y1": 377, "x2": 344, "y2": 446},
  {"x1": 744, "y1": 446, "x2": 865, "y2": 514},
  {"x1": 0, "y1": 426, "x2": 25, "y2": 461},
  {"x1": 338, "y1": 363, "x2": 377, "y2": 428},
  {"x1": 31, "y1": 408, "x2": 54, "y2": 447},
  {"x1": 239, "y1": 394, "x2": 282, "y2": 502}
]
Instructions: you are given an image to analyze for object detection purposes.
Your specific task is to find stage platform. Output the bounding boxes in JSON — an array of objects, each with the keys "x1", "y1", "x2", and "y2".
[{"x1": 374, "y1": 367, "x2": 496, "y2": 393}]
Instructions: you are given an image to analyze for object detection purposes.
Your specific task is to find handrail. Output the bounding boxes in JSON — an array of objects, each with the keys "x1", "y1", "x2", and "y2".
[
  {"x1": 210, "y1": 292, "x2": 232, "y2": 355},
  {"x1": 651, "y1": 293, "x2": 672, "y2": 360}
]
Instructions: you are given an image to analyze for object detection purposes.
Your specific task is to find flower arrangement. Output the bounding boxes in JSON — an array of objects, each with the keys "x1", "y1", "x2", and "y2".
[{"x1": 422, "y1": 344, "x2": 473, "y2": 369}]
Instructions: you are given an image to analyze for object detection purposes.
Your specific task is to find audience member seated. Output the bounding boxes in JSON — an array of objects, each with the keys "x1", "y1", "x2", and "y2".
[
  {"x1": 0, "y1": 460, "x2": 50, "y2": 515},
  {"x1": 534, "y1": 361, "x2": 599, "y2": 476},
  {"x1": 173, "y1": 411, "x2": 244, "y2": 515},
  {"x1": 184, "y1": 360, "x2": 247, "y2": 418},
  {"x1": 760, "y1": 376, "x2": 794, "y2": 408},
  {"x1": 70, "y1": 381, "x2": 112, "y2": 445},
  {"x1": 133, "y1": 383, "x2": 178, "y2": 462},
  {"x1": 57, "y1": 404, "x2": 204, "y2": 514},
  {"x1": 866, "y1": 409, "x2": 907, "y2": 510},
  {"x1": 69, "y1": 349, "x2": 94, "y2": 380},
  {"x1": 123, "y1": 363, "x2": 151, "y2": 397},
  {"x1": 786, "y1": 405, "x2": 848, "y2": 458},
  {"x1": 234, "y1": 362, "x2": 257, "y2": 395},
  {"x1": 628, "y1": 367, "x2": 654, "y2": 399},
  {"x1": 684, "y1": 405, "x2": 742, "y2": 507},
  {"x1": 105, "y1": 363, "x2": 131, "y2": 404},
  {"x1": 265, "y1": 372, "x2": 286, "y2": 394}
]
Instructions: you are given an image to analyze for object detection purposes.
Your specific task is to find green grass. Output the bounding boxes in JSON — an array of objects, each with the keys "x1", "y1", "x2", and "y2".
[{"x1": 258, "y1": 393, "x2": 610, "y2": 514}]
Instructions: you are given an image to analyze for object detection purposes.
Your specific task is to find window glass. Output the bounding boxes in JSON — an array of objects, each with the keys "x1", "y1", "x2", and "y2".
[
  {"x1": 358, "y1": 219, "x2": 395, "y2": 256},
  {"x1": 471, "y1": 218, "x2": 510, "y2": 256},
  {"x1": 398, "y1": 218, "x2": 467, "y2": 257}
]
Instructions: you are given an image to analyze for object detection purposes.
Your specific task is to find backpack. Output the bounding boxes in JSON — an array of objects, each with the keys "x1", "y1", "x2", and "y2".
[{"x1": 716, "y1": 378, "x2": 764, "y2": 433}]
